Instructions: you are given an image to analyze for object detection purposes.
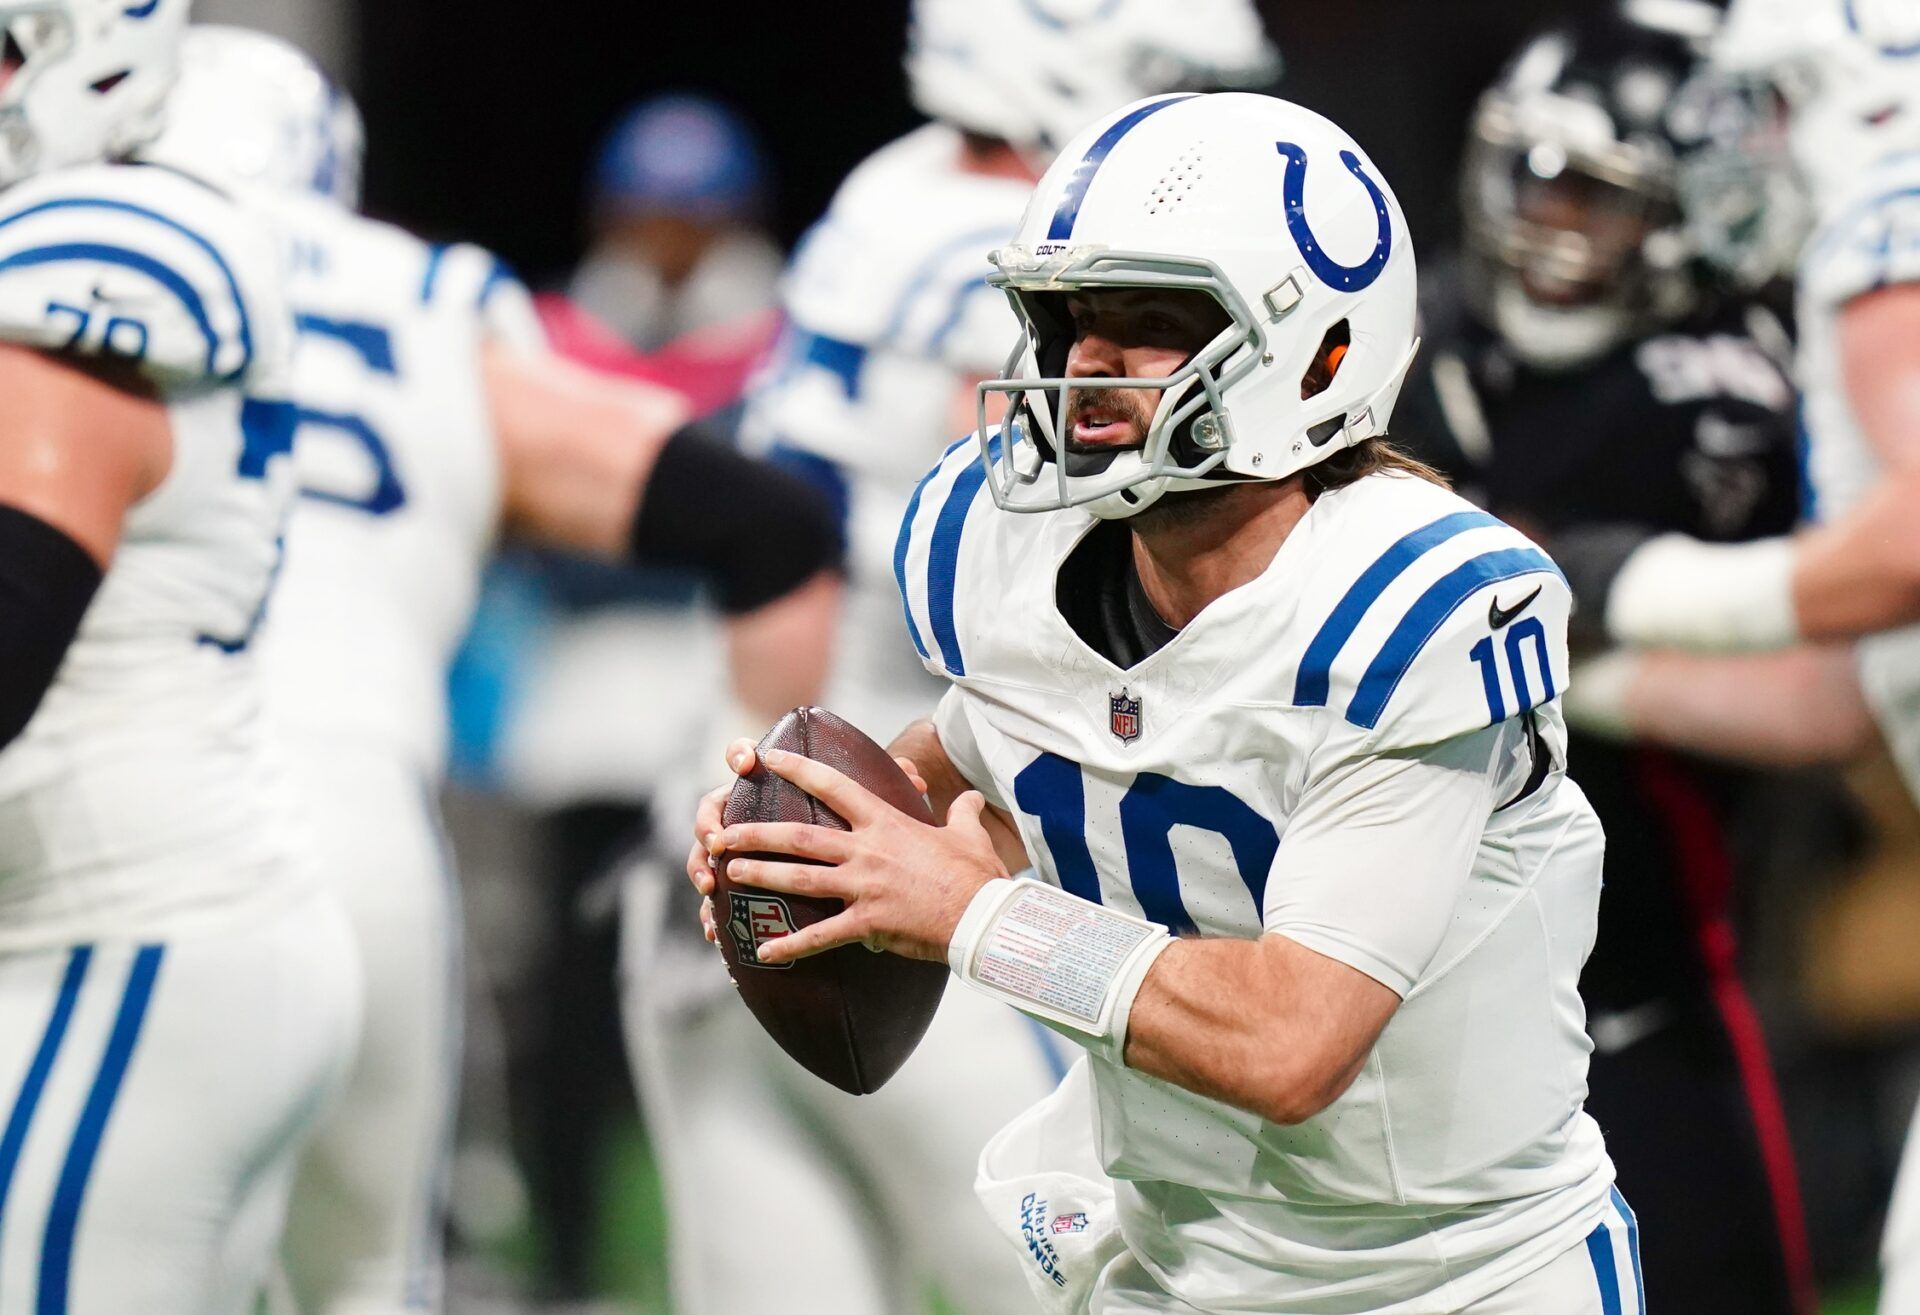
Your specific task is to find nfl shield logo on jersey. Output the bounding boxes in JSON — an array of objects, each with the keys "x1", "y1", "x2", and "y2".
[
  {"x1": 727, "y1": 892, "x2": 797, "y2": 971},
  {"x1": 1110, "y1": 689, "x2": 1142, "y2": 744}
]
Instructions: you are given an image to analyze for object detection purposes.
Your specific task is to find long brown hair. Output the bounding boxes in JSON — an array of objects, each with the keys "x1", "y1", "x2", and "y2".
[{"x1": 1303, "y1": 437, "x2": 1451, "y2": 498}]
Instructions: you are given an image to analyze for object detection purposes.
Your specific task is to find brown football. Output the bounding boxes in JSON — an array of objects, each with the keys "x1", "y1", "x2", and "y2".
[{"x1": 714, "y1": 706, "x2": 948, "y2": 1094}]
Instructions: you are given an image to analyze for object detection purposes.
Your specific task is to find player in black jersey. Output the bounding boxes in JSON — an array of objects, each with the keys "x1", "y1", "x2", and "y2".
[{"x1": 1395, "y1": 6, "x2": 1815, "y2": 1311}]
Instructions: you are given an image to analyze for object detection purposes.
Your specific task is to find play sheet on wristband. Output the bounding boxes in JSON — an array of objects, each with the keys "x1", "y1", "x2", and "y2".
[{"x1": 974, "y1": 885, "x2": 1164, "y2": 1027}]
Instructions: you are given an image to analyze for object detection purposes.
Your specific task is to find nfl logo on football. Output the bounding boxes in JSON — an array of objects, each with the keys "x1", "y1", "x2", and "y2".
[
  {"x1": 727, "y1": 892, "x2": 797, "y2": 971},
  {"x1": 1110, "y1": 689, "x2": 1142, "y2": 745}
]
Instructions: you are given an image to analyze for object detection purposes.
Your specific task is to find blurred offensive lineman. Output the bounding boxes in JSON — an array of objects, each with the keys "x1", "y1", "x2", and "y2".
[
  {"x1": 0, "y1": 3, "x2": 360, "y2": 1312},
  {"x1": 1530, "y1": 0, "x2": 1920, "y2": 1307},
  {"x1": 627, "y1": 3, "x2": 1278, "y2": 1312},
  {"x1": 143, "y1": 28, "x2": 844, "y2": 1315},
  {"x1": 1392, "y1": 6, "x2": 1815, "y2": 1309},
  {"x1": 694, "y1": 93, "x2": 1640, "y2": 1313}
]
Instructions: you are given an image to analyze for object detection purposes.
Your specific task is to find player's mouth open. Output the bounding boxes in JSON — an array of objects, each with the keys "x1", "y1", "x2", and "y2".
[{"x1": 1070, "y1": 403, "x2": 1141, "y2": 449}]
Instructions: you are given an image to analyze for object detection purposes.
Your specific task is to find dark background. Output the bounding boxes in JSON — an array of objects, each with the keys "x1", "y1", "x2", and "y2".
[{"x1": 357, "y1": 0, "x2": 1608, "y2": 285}]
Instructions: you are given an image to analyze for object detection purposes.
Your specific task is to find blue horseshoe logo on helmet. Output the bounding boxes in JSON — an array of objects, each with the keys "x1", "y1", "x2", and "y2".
[{"x1": 1275, "y1": 142, "x2": 1393, "y2": 292}]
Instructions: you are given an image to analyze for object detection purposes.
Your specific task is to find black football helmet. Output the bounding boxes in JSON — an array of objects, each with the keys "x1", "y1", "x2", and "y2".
[{"x1": 1463, "y1": 0, "x2": 1731, "y2": 369}]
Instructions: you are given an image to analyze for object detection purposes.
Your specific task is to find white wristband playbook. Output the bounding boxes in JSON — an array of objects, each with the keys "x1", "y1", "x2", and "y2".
[{"x1": 948, "y1": 877, "x2": 1174, "y2": 1064}]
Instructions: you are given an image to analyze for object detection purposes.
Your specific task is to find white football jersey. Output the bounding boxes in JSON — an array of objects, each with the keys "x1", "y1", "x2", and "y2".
[
  {"x1": 1796, "y1": 151, "x2": 1920, "y2": 801},
  {"x1": 902, "y1": 443, "x2": 1615, "y2": 1311},
  {"x1": 739, "y1": 123, "x2": 1032, "y2": 738},
  {"x1": 0, "y1": 162, "x2": 300, "y2": 949},
  {"x1": 249, "y1": 192, "x2": 535, "y2": 777}
]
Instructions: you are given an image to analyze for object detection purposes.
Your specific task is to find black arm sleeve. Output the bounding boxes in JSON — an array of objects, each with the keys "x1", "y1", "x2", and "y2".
[
  {"x1": 626, "y1": 423, "x2": 845, "y2": 616},
  {"x1": 0, "y1": 505, "x2": 104, "y2": 749}
]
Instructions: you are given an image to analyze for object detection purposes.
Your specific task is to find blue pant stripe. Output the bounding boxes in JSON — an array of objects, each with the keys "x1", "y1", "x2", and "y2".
[
  {"x1": 37, "y1": 945, "x2": 164, "y2": 1315},
  {"x1": 1585, "y1": 1218, "x2": 1623, "y2": 1315},
  {"x1": 1611, "y1": 1186, "x2": 1645, "y2": 1313},
  {"x1": 0, "y1": 949, "x2": 94, "y2": 1245}
]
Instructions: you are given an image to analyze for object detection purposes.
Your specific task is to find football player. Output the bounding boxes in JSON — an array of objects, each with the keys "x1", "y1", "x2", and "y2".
[
  {"x1": 1390, "y1": 6, "x2": 1814, "y2": 1310},
  {"x1": 0, "y1": 3, "x2": 362, "y2": 1312},
  {"x1": 140, "y1": 27, "x2": 844, "y2": 1315},
  {"x1": 1528, "y1": 0, "x2": 1920, "y2": 1307},
  {"x1": 693, "y1": 92, "x2": 1639, "y2": 1314},
  {"x1": 627, "y1": 3, "x2": 1279, "y2": 1313}
]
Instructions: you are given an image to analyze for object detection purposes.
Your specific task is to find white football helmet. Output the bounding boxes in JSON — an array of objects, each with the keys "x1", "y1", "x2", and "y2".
[
  {"x1": 141, "y1": 25, "x2": 362, "y2": 208},
  {"x1": 1716, "y1": 0, "x2": 1920, "y2": 206},
  {"x1": 979, "y1": 92, "x2": 1419, "y2": 519},
  {"x1": 906, "y1": 0, "x2": 1280, "y2": 159},
  {"x1": 0, "y1": 0, "x2": 187, "y2": 187}
]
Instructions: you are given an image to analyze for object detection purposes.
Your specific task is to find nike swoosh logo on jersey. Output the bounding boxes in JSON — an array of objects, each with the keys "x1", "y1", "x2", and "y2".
[
  {"x1": 89, "y1": 283, "x2": 153, "y2": 309},
  {"x1": 1588, "y1": 1001, "x2": 1673, "y2": 1055},
  {"x1": 1488, "y1": 584, "x2": 1542, "y2": 630}
]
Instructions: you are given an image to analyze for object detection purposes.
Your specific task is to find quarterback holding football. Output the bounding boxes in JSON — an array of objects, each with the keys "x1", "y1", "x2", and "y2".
[{"x1": 693, "y1": 92, "x2": 1640, "y2": 1314}]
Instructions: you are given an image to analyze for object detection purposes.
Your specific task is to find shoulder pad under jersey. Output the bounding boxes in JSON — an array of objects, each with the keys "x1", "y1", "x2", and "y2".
[
  {"x1": 1800, "y1": 153, "x2": 1920, "y2": 312},
  {"x1": 0, "y1": 163, "x2": 290, "y2": 390},
  {"x1": 1288, "y1": 474, "x2": 1571, "y2": 752}
]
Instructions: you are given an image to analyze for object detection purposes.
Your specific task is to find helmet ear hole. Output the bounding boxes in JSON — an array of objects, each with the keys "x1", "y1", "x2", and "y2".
[{"x1": 1300, "y1": 319, "x2": 1351, "y2": 400}]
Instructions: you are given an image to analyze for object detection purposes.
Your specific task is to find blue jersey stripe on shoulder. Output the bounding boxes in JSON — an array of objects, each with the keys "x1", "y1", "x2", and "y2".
[
  {"x1": 294, "y1": 312, "x2": 396, "y2": 374},
  {"x1": 880, "y1": 225, "x2": 1010, "y2": 347},
  {"x1": 0, "y1": 195, "x2": 254, "y2": 380},
  {"x1": 893, "y1": 435, "x2": 974, "y2": 662},
  {"x1": 791, "y1": 328, "x2": 868, "y2": 399},
  {"x1": 420, "y1": 244, "x2": 449, "y2": 304},
  {"x1": 923, "y1": 432, "x2": 1002, "y2": 677},
  {"x1": 1293, "y1": 510, "x2": 1502, "y2": 708},
  {"x1": 0, "y1": 243, "x2": 219, "y2": 374},
  {"x1": 1346, "y1": 547, "x2": 1564, "y2": 731},
  {"x1": 1809, "y1": 183, "x2": 1920, "y2": 265}
]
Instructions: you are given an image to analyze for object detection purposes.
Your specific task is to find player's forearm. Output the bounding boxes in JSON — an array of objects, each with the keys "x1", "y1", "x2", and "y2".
[
  {"x1": 1790, "y1": 473, "x2": 1920, "y2": 641},
  {"x1": 1122, "y1": 933, "x2": 1396, "y2": 1127},
  {"x1": 725, "y1": 570, "x2": 841, "y2": 724},
  {"x1": 487, "y1": 344, "x2": 687, "y2": 554},
  {"x1": 1568, "y1": 646, "x2": 1879, "y2": 767}
]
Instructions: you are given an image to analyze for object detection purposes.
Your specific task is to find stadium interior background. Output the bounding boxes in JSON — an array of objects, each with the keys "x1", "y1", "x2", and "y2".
[{"x1": 194, "y1": 0, "x2": 1920, "y2": 1310}]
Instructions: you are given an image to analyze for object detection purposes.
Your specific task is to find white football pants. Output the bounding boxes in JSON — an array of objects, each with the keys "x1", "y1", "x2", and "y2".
[
  {"x1": 1882, "y1": 1096, "x2": 1920, "y2": 1315},
  {"x1": 0, "y1": 891, "x2": 359, "y2": 1315},
  {"x1": 278, "y1": 745, "x2": 463, "y2": 1315},
  {"x1": 621, "y1": 866, "x2": 1067, "y2": 1315},
  {"x1": 1090, "y1": 1197, "x2": 1645, "y2": 1314}
]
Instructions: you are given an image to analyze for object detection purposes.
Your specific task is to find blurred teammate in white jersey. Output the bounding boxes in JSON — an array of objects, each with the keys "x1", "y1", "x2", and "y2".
[
  {"x1": 626, "y1": 4, "x2": 1277, "y2": 1313},
  {"x1": 143, "y1": 28, "x2": 845, "y2": 1315},
  {"x1": 693, "y1": 92, "x2": 1636, "y2": 1314},
  {"x1": 0, "y1": 3, "x2": 361, "y2": 1311}
]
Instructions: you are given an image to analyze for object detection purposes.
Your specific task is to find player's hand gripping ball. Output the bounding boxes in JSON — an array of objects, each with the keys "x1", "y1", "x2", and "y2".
[{"x1": 711, "y1": 707, "x2": 948, "y2": 1094}]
